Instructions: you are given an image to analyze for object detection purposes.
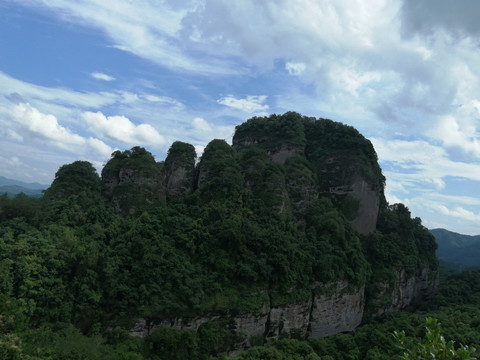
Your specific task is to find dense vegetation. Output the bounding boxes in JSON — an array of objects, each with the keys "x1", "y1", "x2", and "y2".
[
  {"x1": 0, "y1": 113, "x2": 441, "y2": 359},
  {"x1": 430, "y1": 228, "x2": 480, "y2": 269}
]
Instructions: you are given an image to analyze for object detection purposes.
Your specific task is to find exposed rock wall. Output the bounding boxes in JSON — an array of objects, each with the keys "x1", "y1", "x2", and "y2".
[
  {"x1": 329, "y1": 175, "x2": 380, "y2": 235},
  {"x1": 371, "y1": 267, "x2": 439, "y2": 318},
  {"x1": 129, "y1": 315, "x2": 216, "y2": 338},
  {"x1": 267, "y1": 145, "x2": 303, "y2": 164},
  {"x1": 129, "y1": 280, "x2": 365, "y2": 345},
  {"x1": 266, "y1": 299, "x2": 312, "y2": 342},
  {"x1": 310, "y1": 282, "x2": 365, "y2": 337},
  {"x1": 349, "y1": 177, "x2": 380, "y2": 235},
  {"x1": 129, "y1": 269, "x2": 436, "y2": 346}
]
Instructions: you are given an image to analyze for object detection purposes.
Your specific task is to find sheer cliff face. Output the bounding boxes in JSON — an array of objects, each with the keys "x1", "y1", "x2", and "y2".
[
  {"x1": 327, "y1": 172, "x2": 380, "y2": 235},
  {"x1": 130, "y1": 280, "x2": 365, "y2": 348}
]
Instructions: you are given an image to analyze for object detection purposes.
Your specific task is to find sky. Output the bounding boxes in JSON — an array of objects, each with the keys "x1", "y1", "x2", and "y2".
[{"x1": 1, "y1": 0, "x2": 480, "y2": 235}]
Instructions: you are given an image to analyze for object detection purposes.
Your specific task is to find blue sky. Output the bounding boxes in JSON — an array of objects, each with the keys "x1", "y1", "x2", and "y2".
[{"x1": 1, "y1": 0, "x2": 480, "y2": 235}]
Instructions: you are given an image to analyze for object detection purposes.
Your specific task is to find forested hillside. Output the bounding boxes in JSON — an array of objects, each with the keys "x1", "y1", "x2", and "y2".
[
  {"x1": 0, "y1": 112, "x2": 440, "y2": 359},
  {"x1": 0, "y1": 176, "x2": 46, "y2": 198},
  {"x1": 431, "y1": 228, "x2": 480, "y2": 269}
]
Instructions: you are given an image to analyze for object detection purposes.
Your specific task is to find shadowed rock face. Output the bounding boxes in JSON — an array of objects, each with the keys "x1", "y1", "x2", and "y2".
[
  {"x1": 163, "y1": 141, "x2": 196, "y2": 198},
  {"x1": 349, "y1": 177, "x2": 380, "y2": 235},
  {"x1": 267, "y1": 144, "x2": 303, "y2": 164},
  {"x1": 329, "y1": 175, "x2": 380, "y2": 235}
]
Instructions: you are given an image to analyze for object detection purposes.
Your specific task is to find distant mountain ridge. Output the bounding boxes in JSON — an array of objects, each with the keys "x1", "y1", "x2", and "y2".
[
  {"x1": 0, "y1": 176, "x2": 48, "y2": 197},
  {"x1": 430, "y1": 228, "x2": 480, "y2": 269}
]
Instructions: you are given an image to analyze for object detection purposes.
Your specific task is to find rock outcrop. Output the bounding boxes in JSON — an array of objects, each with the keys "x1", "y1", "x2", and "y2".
[
  {"x1": 129, "y1": 281, "x2": 365, "y2": 347},
  {"x1": 371, "y1": 267, "x2": 439, "y2": 318},
  {"x1": 310, "y1": 281, "x2": 364, "y2": 337},
  {"x1": 265, "y1": 298, "x2": 312, "y2": 342}
]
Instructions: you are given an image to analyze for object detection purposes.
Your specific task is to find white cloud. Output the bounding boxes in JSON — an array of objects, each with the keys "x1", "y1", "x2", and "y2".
[
  {"x1": 0, "y1": 99, "x2": 113, "y2": 184},
  {"x1": 371, "y1": 135, "x2": 480, "y2": 234},
  {"x1": 186, "y1": 117, "x2": 234, "y2": 148},
  {"x1": 83, "y1": 111, "x2": 166, "y2": 145},
  {"x1": 285, "y1": 62, "x2": 306, "y2": 76},
  {"x1": 12, "y1": 102, "x2": 85, "y2": 148},
  {"x1": 28, "y1": 0, "x2": 238, "y2": 74},
  {"x1": 437, "y1": 205, "x2": 480, "y2": 222},
  {"x1": 217, "y1": 95, "x2": 268, "y2": 114},
  {"x1": 141, "y1": 94, "x2": 185, "y2": 110},
  {"x1": 87, "y1": 137, "x2": 113, "y2": 157},
  {"x1": 192, "y1": 117, "x2": 212, "y2": 133},
  {"x1": 372, "y1": 138, "x2": 480, "y2": 186},
  {"x1": 0, "y1": 71, "x2": 118, "y2": 113},
  {"x1": 428, "y1": 115, "x2": 480, "y2": 157},
  {"x1": 194, "y1": 145, "x2": 205, "y2": 159},
  {"x1": 91, "y1": 72, "x2": 116, "y2": 81}
]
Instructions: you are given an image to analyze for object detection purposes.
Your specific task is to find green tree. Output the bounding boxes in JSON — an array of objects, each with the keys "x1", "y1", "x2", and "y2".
[{"x1": 394, "y1": 317, "x2": 477, "y2": 360}]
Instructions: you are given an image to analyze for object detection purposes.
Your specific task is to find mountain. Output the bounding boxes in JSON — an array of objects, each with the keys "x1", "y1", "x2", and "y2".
[
  {"x1": 0, "y1": 176, "x2": 48, "y2": 197},
  {"x1": 430, "y1": 228, "x2": 480, "y2": 269},
  {"x1": 79, "y1": 112, "x2": 439, "y2": 343},
  {"x1": 0, "y1": 112, "x2": 439, "y2": 356}
]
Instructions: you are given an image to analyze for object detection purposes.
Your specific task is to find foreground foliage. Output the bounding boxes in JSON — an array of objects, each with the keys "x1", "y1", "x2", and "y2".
[{"x1": 394, "y1": 317, "x2": 476, "y2": 360}]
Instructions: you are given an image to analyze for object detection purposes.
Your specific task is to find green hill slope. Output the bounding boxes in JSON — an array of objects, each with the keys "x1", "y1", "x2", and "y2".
[
  {"x1": 430, "y1": 228, "x2": 480, "y2": 269},
  {"x1": 0, "y1": 176, "x2": 47, "y2": 197}
]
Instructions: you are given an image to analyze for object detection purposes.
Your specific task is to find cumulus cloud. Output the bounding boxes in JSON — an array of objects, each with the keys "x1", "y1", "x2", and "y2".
[
  {"x1": 186, "y1": 117, "x2": 234, "y2": 148},
  {"x1": 192, "y1": 117, "x2": 212, "y2": 133},
  {"x1": 83, "y1": 111, "x2": 165, "y2": 145},
  {"x1": 217, "y1": 95, "x2": 268, "y2": 114},
  {"x1": 91, "y1": 72, "x2": 116, "y2": 81},
  {"x1": 0, "y1": 101, "x2": 113, "y2": 162},
  {"x1": 370, "y1": 135, "x2": 480, "y2": 234},
  {"x1": 12, "y1": 102, "x2": 85, "y2": 148},
  {"x1": 428, "y1": 115, "x2": 480, "y2": 158}
]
